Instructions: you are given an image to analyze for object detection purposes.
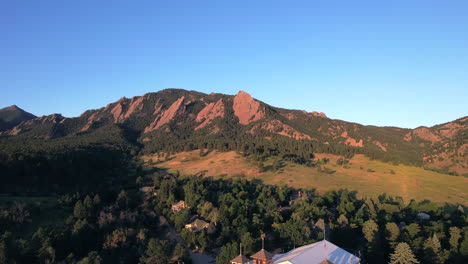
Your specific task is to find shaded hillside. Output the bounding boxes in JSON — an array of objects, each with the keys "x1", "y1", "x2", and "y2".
[
  {"x1": 0, "y1": 105, "x2": 36, "y2": 131},
  {"x1": 1, "y1": 89, "x2": 466, "y2": 175}
]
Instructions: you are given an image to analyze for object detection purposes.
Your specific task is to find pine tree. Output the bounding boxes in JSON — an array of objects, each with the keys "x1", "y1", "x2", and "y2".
[
  {"x1": 363, "y1": 219, "x2": 378, "y2": 243},
  {"x1": 386, "y1": 222, "x2": 400, "y2": 249},
  {"x1": 389, "y1": 243, "x2": 419, "y2": 264},
  {"x1": 83, "y1": 195, "x2": 93, "y2": 209},
  {"x1": 93, "y1": 194, "x2": 101, "y2": 205},
  {"x1": 449, "y1": 227, "x2": 461, "y2": 252},
  {"x1": 73, "y1": 200, "x2": 87, "y2": 219},
  {"x1": 423, "y1": 234, "x2": 442, "y2": 264},
  {"x1": 337, "y1": 214, "x2": 349, "y2": 226}
]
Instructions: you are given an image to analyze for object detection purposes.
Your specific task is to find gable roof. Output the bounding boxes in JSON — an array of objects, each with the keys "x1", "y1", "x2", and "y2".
[
  {"x1": 251, "y1": 249, "x2": 274, "y2": 260},
  {"x1": 272, "y1": 240, "x2": 360, "y2": 264},
  {"x1": 231, "y1": 254, "x2": 249, "y2": 264}
]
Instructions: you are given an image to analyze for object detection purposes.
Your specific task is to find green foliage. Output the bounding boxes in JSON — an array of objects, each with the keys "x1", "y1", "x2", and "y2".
[
  {"x1": 74, "y1": 201, "x2": 87, "y2": 219},
  {"x1": 216, "y1": 242, "x2": 238, "y2": 264},
  {"x1": 389, "y1": 242, "x2": 420, "y2": 264},
  {"x1": 77, "y1": 251, "x2": 102, "y2": 264},
  {"x1": 449, "y1": 227, "x2": 462, "y2": 252},
  {"x1": 363, "y1": 220, "x2": 379, "y2": 243},
  {"x1": 386, "y1": 222, "x2": 400, "y2": 249},
  {"x1": 140, "y1": 238, "x2": 172, "y2": 264}
]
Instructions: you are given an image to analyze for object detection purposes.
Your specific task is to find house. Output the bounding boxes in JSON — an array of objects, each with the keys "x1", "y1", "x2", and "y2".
[
  {"x1": 272, "y1": 240, "x2": 360, "y2": 264},
  {"x1": 139, "y1": 186, "x2": 154, "y2": 193},
  {"x1": 172, "y1": 201, "x2": 189, "y2": 213},
  {"x1": 139, "y1": 186, "x2": 157, "y2": 197},
  {"x1": 231, "y1": 255, "x2": 250, "y2": 264},
  {"x1": 185, "y1": 219, "x2": 211, "y2": 232},
  {"x1": 251, "y1": 248, "x2": 274, "y2": 264},
  {"x1": 231, "y1": 240, "x2": 360, "y2": 264}
]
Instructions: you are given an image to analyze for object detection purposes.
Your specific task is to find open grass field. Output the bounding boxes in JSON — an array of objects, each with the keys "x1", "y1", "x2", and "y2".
[{"x1": 142, "y1": 150, "x2": 468, "y2": 205}]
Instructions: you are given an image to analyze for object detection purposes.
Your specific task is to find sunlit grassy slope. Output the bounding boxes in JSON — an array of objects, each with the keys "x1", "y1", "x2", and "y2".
[{"x1": 142, "y1": 151, "x2": 468, "y2": 205}]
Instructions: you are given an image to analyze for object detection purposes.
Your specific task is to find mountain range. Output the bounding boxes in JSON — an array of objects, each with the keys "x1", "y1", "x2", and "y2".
[{"x1": 0, "y1": 89, "x2": 466, "y2": 176}]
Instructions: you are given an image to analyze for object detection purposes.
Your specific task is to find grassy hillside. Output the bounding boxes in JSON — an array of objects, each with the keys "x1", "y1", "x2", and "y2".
[{"x1": 142, "y1": 150, "x2": 468, "y2": 205}]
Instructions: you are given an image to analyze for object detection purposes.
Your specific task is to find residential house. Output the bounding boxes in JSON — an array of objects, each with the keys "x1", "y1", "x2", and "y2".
[
  {"x1": 172, "y1": 201, "x2": 189, "y2": 213},
  {"x1": 185, "y1": 219, "x2": 211, "y2": 232}
]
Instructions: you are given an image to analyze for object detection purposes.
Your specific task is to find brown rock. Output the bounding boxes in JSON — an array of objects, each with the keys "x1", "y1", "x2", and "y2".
[
  {"x1": 195, "y1": 99, "x2": 225, "y2": 130},
  {"x1": 373, "y1": 141, "x2": 387, "y2": 152},
  {"x1": 144, "y1": 96, "x2": 185, "y2": 132},
  {"x1": 110, "y1": 103, "x2": 123, "y2": 122},
  {"x1": 311, "y1": 111, "x2": 327, "y2": 118},
  {"x1": 233, "y1": 91, "x2": 264, "y2": 125},
  {"x1": 413, "y1": 127, "x2": 440, "y2": 142},
  {"x1": 123, "y1": 96, "x2": 146, "y2": 119}
]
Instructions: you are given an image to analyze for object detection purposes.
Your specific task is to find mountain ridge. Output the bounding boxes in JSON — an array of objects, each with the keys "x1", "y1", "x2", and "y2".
[
  {"x1": 1, "y1": 89, "x2": 466, "y2": 175},
  {"x1": 0, "y1": 104, "x2": 37, "y2": 131}
]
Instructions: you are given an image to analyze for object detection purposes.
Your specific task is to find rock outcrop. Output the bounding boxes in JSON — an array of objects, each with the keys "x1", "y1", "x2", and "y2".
[
  {"x1": 144, "y1": 96, "x2": 186, "y2": 132},
  {"x1": 233, "y1": 91, "x2": 264, "y2": 125},
  {"x1": 195, "y1": 99, "x2": 225, "y2": 130}
]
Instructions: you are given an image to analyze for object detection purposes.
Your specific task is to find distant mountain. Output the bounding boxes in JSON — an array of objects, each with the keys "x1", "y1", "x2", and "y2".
[
  {"x1": 1, "y1": 89, "x2": 466, "y2": 175},
  {"x1": 0, "y1": 105, "x2": 36, "y2": 132}
]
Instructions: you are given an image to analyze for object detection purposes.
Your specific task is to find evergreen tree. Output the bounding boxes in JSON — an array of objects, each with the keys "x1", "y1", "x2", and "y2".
[
  {"x1": 216, "y1": 242, "x2": 238, "y2": 264},
  {"x1": 240, "y1": 232, "x2": 254, "y2": 255},
  {"x1": 117, "y1": 190, "x2": 129, "y2": 208},
  {"x1": 93, "y1": 194, "x2": 101, "y2": 205},
  {"x1": 84, "y1": 195, "x2": 93, "y2": 209},
  {"x1": 423, "y1": 234, "x2": 442, "y2": 264},
  {"x1": 0, "y1": 239, "x2": 7, "y2": 264},
  {"x1": 77, "y1": 251, "x2": 102, "y2": 264},
  {"x1": 389, "y1": 242, "x2": 419, "y2": 264},
  {"x1": 363, "y1": 219, "x2": 379, "y2": 244},
  {"x1": 449, "y1": 227, "x2": 462, "y2": 252},
  {"x1": 386, "y1": 222, "x2": 400, "y2": 249},
  {"x1": 73, "y1": 200, "x2": 87, "y2": 219},
  {"x1": 337, "y1": 214, "x2": 349, "y2": 226},
  {"x1": 139, "y1": 238, "x2": 171, "y2": 264}
]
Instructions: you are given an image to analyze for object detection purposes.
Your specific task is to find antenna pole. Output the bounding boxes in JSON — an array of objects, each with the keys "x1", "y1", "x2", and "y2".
[
  {"x1": 261, "y1": 233, "x2": 265, "y2": 249},
  {"x1": 324, "y1": 223, "x2": 326, "y2": 240}
]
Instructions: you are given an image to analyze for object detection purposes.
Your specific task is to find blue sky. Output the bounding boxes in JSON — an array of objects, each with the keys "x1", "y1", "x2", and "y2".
[{"x1": 1, "y1": 0, "x2": 467, "y2": 128}]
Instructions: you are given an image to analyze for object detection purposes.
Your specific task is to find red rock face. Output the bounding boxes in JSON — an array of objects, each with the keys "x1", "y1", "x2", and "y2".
[
  {"x1": 195, "y1": 99, "x2": 225, "y2": 130},
  {"x1": 373, "y1": 141, "x2": 387, "y2": 152},
  {"x1": 233, "y1": 91, "x2": 264, "y2": 125},
  {"x1": 311, "y1": 111, "x2": 327, "y2": 118},
  {"x1": 412, "y1": 127, "x2": 441, "y2": 143},
  {"x1": 144, "y1": 96, "x2": 185, "y2": 132},
  {"x1": 110, "y1": 103, "x2": 123, "y2": 122},
  {"x1": 123, "y1": 96, "x2": 146, "y2": 119},
  {"x1": 340, "y1": 131, "x2": 364, "y2": 147},
  {"x1": 6, "y1": 114, "x2": 65, "y2": 135}
]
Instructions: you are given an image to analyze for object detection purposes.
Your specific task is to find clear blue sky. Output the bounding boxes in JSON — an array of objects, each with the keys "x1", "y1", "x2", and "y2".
[{"x1": 1, "y1": 0, "x2": 467, "y2": 128}]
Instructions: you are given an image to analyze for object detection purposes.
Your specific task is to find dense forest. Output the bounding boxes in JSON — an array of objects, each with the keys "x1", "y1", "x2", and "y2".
[{"x1": 1, "y1": 157, "x2": 467, "y2": 263}]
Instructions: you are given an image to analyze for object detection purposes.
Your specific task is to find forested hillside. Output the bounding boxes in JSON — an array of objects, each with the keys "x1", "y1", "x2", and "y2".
[
  {"x1": 1, "y1": 89, "x2": 466, "y2": 180},
  {"x1": 1, "y1": 166, "x2": 467, "y2": 263}
]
